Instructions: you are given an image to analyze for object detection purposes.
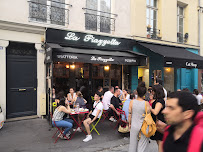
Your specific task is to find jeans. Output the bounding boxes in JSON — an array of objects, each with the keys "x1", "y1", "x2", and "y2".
[{"x1": 52, "y1": 118, "x2": 74, "y2": 135}]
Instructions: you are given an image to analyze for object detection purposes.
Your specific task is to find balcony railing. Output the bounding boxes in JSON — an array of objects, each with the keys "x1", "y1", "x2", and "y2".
[
  {"x1": 83, "y1": 8, "x2": 117, "y2": 33},
  {"x1": 28, "y1": 0, "x2": 71, "y2": 26},
  {"x1": 146, "y1": 27, "x2": 161, "y2": 40},
  {"x1": 177, "y1": 32, "x2": 188, "y2": 43}
]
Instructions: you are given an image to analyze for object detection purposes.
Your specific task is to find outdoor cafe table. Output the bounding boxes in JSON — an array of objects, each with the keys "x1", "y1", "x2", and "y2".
[{"x1": 69, "y1": 108, "x2": 89, "y2": 140}]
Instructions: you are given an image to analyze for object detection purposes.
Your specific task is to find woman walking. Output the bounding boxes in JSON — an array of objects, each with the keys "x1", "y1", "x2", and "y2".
[
  {"x1": 128, "y1": 82, "x2": 150, "y2": 152},
  {"x1": 150, "y1": 85, "x2": 166, "y2": 152}
]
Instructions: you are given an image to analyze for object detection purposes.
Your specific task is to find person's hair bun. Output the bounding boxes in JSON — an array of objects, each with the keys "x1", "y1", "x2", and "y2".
[{"x1": 138, "y1": 82, "x2": 145, "y2": 88}]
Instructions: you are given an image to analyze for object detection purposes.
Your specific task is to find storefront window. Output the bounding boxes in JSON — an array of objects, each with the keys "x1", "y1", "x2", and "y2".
[
  {"x1": 152, "y1": 70, "x2": 162, "y2": 85},
  {"x1": 164, "y1": 67, "x2": 174, "y2": 92}
]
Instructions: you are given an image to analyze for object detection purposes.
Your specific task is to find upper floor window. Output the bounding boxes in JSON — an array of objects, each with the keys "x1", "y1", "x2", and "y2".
[
  {"x1": 85, "y1": 0, "x2": 113, "y2": 33},
  {"x1": 29, "y1": 0, "x2": 70, "y2": 26},
  {"x1": 177, "y1": 6, "x2": 184, "y2": 43},
  {"x1": 146, "y1": 0, "x2": 160, "y2": 39}
]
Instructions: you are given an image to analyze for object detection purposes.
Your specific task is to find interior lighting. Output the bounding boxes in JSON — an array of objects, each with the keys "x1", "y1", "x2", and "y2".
[
  {"x1": 104, "y1": 65, "x2": 110, "y2": 71},
  {"x1": 66, "y1": 65, "x2": 69, "y2": 69},
  {"x1": 165, "y1": 68, "x2": 171, "y2": 72},
  {"x1": 70, "y1": 64, "x2": 75, "y2": 69}
]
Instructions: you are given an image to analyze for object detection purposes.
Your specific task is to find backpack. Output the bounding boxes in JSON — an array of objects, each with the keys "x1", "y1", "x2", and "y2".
[
  {"x1": 163, "y1": 112, "x2": 203, "y2": 152},
  {"x1": 139, "y1": 102, "x2": 157, "y2": 138}
]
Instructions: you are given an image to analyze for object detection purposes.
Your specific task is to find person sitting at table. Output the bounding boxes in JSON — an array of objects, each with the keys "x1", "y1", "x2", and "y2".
[
  {"x1": 83, "y1": 93, "x2": 103, "y2": 142},
  {"x1": 72, "y1": 91, "x2": 87, "y2": 132},
  {"x1": 52, "y1": 97, "x2": 74, "y2": 140},
  {"x1": 108, "y1": 88, "x2": 122, "y2": 122},
  {"x1": 122, "y1": 93, "x2": 135, "y2": 121},
  {"x1": 120, "y1": 89, "x2": 130, "y2": 101},
  {"x1": 67, "y1": 88, "x2": 76, "y2": 103}
]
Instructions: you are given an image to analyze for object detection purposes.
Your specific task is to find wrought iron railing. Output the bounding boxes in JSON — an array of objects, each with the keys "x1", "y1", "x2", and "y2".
[
  {"x1": 146, "y1": 27, "x2": 161, "y2": 40},
  {"x1": 83, "y1": 8, "x2": 117, "y2": 33},
  {"x1": 177, "y1": 32, "x2": 188, "y2": 43},
  {"x1": 28, "y1": 0, "x2": 72, "y2": 25}
]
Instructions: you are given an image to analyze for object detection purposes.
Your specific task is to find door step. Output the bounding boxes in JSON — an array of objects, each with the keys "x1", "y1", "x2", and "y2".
[{"x1": 6, "y1": 115, "x2": 39, "y2": 122}]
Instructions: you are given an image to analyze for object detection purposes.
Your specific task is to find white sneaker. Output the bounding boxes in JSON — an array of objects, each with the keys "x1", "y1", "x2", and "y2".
[
  {"x1": 109, "y1": 117, "x2": 115, "y2": 122},
  {"x1": 83, "y1": 135, "x2": 92, "y2": 142},
  {"x1": 73, "y1": 128, "x2": 82, "y2": 132}
]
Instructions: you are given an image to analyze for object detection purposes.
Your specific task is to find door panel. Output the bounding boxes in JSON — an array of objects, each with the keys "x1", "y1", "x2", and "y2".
[{"x1": 7, "y1": 56, "x2": 37, "y2": 118}]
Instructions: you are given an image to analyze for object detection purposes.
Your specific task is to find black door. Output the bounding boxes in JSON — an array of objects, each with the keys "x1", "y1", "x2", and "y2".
[{"x1": 6, "y1": 42, "x2": 37, "y2": 118}]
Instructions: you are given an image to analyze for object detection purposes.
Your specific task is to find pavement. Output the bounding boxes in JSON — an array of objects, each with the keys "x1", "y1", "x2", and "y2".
[{"x1": 0, "y1": 118, "x2": 158, "y2": 152}]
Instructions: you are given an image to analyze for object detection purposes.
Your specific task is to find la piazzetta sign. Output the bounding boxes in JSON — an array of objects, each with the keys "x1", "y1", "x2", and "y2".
[{"x1": 65, "y1": 32, "x2": 121, "y2": 47}]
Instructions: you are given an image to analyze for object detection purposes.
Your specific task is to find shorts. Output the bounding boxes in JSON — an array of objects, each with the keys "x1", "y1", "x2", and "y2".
[{"x1": 89, "y1": 114, "x2": 99, "y2": 122}]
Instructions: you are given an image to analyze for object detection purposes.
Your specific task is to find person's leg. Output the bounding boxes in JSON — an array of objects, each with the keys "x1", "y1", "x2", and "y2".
[
  {"x1": 157, "y1": 140, "x2": 163, "y2": 152},
  {"x1": 55, "y1": 120, "x2": 73, "y2": 136},
  {"x1": 83, "y1": 118, "x2": 91, "y2": 135}
]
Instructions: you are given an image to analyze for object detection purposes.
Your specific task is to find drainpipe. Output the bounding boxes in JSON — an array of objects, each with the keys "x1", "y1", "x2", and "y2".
[{"x1": 198, "y1": 0, "x2": 202, "y2": 93}]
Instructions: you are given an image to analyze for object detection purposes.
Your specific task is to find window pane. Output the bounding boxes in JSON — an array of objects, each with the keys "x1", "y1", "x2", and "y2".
[
  {"x1": 150, "y1": 9, "x2": 154, "y2": 20},
  {"x1": 146, "y1": 0, "x2": 150, "y2": 5},
  {"x1": 86, "y1": 0, "x2": 98, "y2": 31},
  {"x1": 151, "y1": 0, "x2": 157, "y2": 7},
  {"x1": 153, "y1": 19, "x2": 157, "y2": 28},
  {"x1": 179, "y1": 7, "x2": 184, "y2": 16},
  {"x1": 100, "y1": 0, "x2": 111, "y2": 13},
  {"x1": 146, "y1": 18, "x2": 150, "y2": 26},
  {"x1": 146, "y1": 8, "x2": 150, "y2": 18},
  {"x1": 87, "y1": 0, "x2": 97, "y2": 13},
  {"x1": 179, "y1": 26, "x2": 183, "y2": 34},
  {"x1": 100, "y1": 0, "x2": 111, "y2": 33},
  {"x1": 179, "y1": 17, "x2": 183, "y2": 27}
]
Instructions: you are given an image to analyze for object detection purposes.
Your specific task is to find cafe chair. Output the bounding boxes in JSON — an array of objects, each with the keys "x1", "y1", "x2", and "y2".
[
  {"x1": 50, "y1": 111, "x2": 69, "y2": 143},
  {"x1": 101, "y1": 110, "x2": 109, "y2": 123},
  {"x1": 114, "y1": 108, "x2": 128, "y2": 129},
  {"x1": 90, "y1": 112, "x2": 103, "y2": 135}
]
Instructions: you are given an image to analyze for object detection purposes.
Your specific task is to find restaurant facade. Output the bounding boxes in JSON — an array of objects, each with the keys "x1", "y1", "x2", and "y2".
[{"x1": 45, "y1": 28, "x2": 147, "y2": 115}]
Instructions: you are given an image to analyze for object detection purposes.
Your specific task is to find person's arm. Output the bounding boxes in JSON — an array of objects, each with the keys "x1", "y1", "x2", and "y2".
[
  {"x1": 71, "y1": 97, "x2": 77, "y2": 105},
  {"x1": 83, "y1": 98, "x2": 87, "y2": 104},
  {"x1": 109, "y1": 104, "x2": 120, "y2": 116},
  {"x1": 60, "y1": 105, "x2": 71, "y2": 114},
  {"x1": 150, "y1": 102, "x2": 163, "y2": 115},
  {"x1": 146, "y1": 102, "x2": 151, "y2": 113},
  {"x1": 67, "y1": 94, "x2": 71, "y2": 102},
  {"x1": 89, "y1": 109, "x2": 101, "y2": 124},
  {"x1": 128, "y1": 100, "x2": 133, "y2": 130}
]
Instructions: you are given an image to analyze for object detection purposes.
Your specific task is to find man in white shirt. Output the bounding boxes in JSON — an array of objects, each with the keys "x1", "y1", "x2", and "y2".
[
  {"x1": 83, "y1": 93, "x2": 103, "y2": 142},
  {"x1": 193, "y1": 89, "x2": 203, "y2": 106},
  {"x1": 102, "y1": 86, "x2": 114, "y2": 110}
]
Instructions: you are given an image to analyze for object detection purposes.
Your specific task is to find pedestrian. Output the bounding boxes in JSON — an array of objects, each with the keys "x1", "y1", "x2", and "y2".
[
  {"x1": 150, "y1": 84, "x2": 166, "y2": 152},
  {"x1": 128, "y1": 82, "x2": 151, "y2": 152},
  {"x1": 122, "y1": 93, "x2": 135, "y2": 121},
  {"x1": 162, "y1": 91, "x2": 203, "y2": 152},
  {"x1": 193, "y1": 89, "x2": 203, "y2": 108},
  {"x1": 155, "y1": 78, "x2": 167, "y2": 101}
]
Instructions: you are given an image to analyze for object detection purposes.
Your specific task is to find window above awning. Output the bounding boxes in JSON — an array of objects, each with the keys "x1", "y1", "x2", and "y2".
[
  {"x1": 138, "y1": 42, "x2": 203, "y2": 69},
  {"x1": 45, "y1": 43, "x2": 147, "y2": 66}
]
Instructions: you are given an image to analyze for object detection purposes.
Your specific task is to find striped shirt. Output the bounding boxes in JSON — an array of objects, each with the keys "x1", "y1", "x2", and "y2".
[{"x1": 52, "y1": 106, "x2": 65, "y2": 121}]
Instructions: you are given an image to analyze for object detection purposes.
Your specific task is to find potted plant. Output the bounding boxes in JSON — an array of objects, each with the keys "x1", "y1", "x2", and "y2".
[
  {"x1": 147, "y1": 25, "x2": 151, "y2": 32},
  {"x1": 0, "y1": 104, "x2": 5, "y2": 129}
]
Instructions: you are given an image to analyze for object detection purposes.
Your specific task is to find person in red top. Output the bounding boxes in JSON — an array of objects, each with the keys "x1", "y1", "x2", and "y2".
[{"x1": 162, "y1": 91, "x2": 203, "y2": 152}]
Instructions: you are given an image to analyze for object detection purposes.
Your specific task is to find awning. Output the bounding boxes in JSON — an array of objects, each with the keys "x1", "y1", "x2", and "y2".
[
  {"x1": 45, "y1": 43, "x2": 147, "y2": 66},
  {"x1": 138, "y1": 42, "x2": 203, "y2": 69}
]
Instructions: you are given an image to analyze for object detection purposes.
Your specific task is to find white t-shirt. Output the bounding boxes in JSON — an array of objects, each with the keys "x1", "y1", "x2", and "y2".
[
  {"x1": 102, "y1": 91, "x2": 113, "y2": 110},
  {"x1": 163, "y1": 87, "x2": 167, "y2": 101},
  {"x1": 92, "y1": 101, "x2": 103, "y2": 118},
  {"x1": 195, "y1": 94, "x2": 203, "y2": 105},
  {"x1": 68, "y1": 93, "x2": 76, "y2": 101},
  {"x1": 125, "y1": 94, "x2": 130, "y2": 100}
]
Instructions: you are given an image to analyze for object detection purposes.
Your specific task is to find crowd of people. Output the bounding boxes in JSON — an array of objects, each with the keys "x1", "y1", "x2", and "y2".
[{"x1": 51, "y1": 78, "x2": 203, "y2": 152}]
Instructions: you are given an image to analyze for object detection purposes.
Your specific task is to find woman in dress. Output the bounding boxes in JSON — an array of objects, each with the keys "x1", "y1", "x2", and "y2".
[
  {"x1": 121, "y1": 89, "x2": 130, "y2": 101},
  {"x1": 52, "y1": 97, "x2": 74, "y2": 139},
  {"x1": 150, "y1": 84, "x2": 166, "y2": 152},
  {"x1": 128, "y1": 82, "x2": 150, "y2": 152}
]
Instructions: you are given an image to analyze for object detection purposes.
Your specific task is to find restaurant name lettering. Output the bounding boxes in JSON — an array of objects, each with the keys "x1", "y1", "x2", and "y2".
[
  {"x1": 65, "y1": 32, "x2": 121, "y2": 47},
  {"x1": 186, "y1": 62, "x2": 197, "y2": 68},
  {"x1": 57, "y1": 55, "x2": 78, "y2": 59},
  {"x1": 125, "y1": 59, "x2": 137, "y2": 63},
  {"x1": 91, "y1": 56, "x2": 114, "y2": 63}
]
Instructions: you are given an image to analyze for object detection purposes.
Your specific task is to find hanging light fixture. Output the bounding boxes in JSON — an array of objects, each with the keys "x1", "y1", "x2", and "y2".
[
  {"x1": 104, "y1": 65, "x2": 110, "y2": 71},
  {"x1": 66, "y1": 65, "x2": 69, "y2": 69},
  {"x1": 70, "y1": 64, "x2": 75, "y2": 69}
]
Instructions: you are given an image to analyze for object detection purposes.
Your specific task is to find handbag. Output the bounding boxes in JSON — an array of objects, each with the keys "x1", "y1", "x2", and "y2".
[
  {"x1": 139, "y1": 102, "x2": 157, "y2": 139},
  {"x1": 118, "y1": 124, "x2": 129, "y2": 133}
]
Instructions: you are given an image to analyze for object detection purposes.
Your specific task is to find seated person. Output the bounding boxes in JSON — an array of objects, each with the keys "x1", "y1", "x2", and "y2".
[
  {"x1": 67, "y1": 88, "x2": 76, "y2": 103},
  {"x1": 122, "y1": 93, "x2": 135, "y2": 121},
  {"x1": 83, "y1": 93, "x2": 103, "y2": 142},
  {"x1": 102, "y1": 86, "x2": 114, "y2": 110},
  {"x1": 96, "y1": 86, "x2": 104, "y2": 99},
  {"x1": 72, "y1": 91, "x2": 87, "y2": 132},
  {"x1": 72, "y1": 91, "x2": 87, "y2": 108},
  {"x1": 109, "y1": 88, "x2": 122, "y2": 122},
  {"x1": 120, "y1": 89, "x2": 130, "y2": 101},
  {"x1": 52, "y1": 97, "x2": 73, "y2": 140}
]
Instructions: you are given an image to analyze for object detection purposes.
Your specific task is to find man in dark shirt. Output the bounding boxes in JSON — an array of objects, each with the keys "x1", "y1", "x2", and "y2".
[
  {"x1": 108, "y1": 88, "x2": 122, "y2": 122},
  {"x1": 162, "y1": 91, "x2": 203, "y2": 152}
]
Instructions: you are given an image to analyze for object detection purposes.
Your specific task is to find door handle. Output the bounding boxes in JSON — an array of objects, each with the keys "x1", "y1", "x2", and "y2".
[{"x1": 19, "y1": 89, "x2": 26, "y2": 92}]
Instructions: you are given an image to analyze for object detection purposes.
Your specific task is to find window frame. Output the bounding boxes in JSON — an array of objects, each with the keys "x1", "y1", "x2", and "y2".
[
  {"x1": 146, "y1": 0, "x2": 158, "y2": 29},
  {"x1": 177, "y1": 5, "x2": 184, "y2": 43}
]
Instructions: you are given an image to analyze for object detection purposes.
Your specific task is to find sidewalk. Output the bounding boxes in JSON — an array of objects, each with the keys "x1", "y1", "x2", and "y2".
[{"x1": 0, "y1": 118, "x2": 158, "y2": 152}]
